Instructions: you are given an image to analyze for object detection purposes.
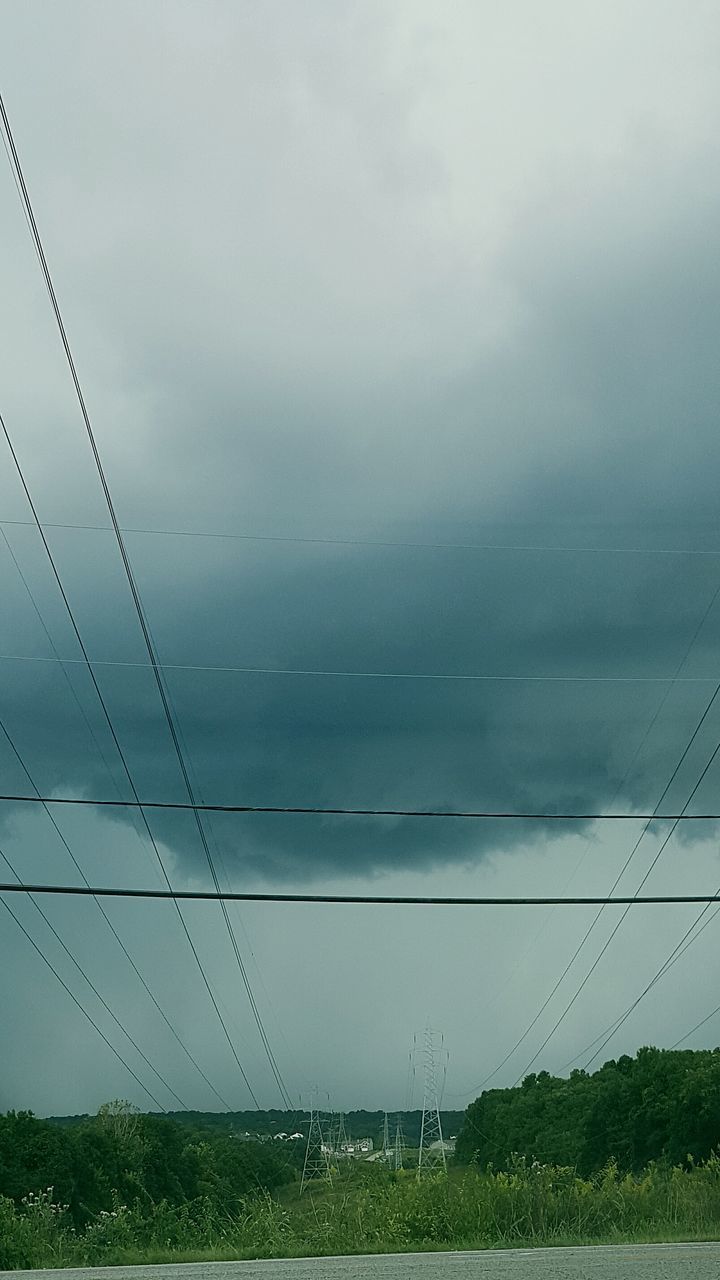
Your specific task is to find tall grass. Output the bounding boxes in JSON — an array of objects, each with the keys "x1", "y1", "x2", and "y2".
[{"x1": 3, "y1": 1157, "x2": 720, "y2": 1269}]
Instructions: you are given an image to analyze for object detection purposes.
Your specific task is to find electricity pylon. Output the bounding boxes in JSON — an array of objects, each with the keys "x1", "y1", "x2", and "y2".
[
  {"x1": 300, "y1": 1102, "x2": 332, "y2": 1193},
  {"x1": 393, "y1": 1115, "x2": 405, "y2": 1171},
  {"x1": 382, "y1": 1112, "x2": 390, "y2": 1161},
  {"x1": 417, "y1": 1025, "x2": 447, "y2": 1178},
  {"x1": 331, "y1": 1111, "x2": 348, "y2": 1159}
]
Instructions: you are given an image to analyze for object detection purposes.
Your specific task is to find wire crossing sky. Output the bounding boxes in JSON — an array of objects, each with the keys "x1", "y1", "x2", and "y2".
[{"x1": 2, "y1": 0, "x2": 720, "y2": 1113}]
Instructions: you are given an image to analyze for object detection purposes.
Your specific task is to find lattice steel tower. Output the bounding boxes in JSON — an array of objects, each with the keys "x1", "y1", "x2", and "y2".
[
  {"x1": 300, "y1": 1102, "x2": 332, "y2": 1193},
  {"x1": 417, "y1": 1025, "x2": 447, "y2": 1178},
  {"x1": 393, "y1": 1114, "x2": 405, "y2": 1171}
]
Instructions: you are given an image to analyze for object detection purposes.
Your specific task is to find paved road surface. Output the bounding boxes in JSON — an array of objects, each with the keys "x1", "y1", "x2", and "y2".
[{"x1": 4, "y1": 1243, "x2": 720, "y2": 1278}]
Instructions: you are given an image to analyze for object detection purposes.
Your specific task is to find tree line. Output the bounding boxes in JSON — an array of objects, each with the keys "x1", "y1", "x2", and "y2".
[
  {"x1": 0, "y1": 1103, "x2": 296, "y2": 1229},
  {"x1": 456, "y1": 1046, "x2": 720, "y2": 1173},
  {"x1": 46, "y1": 1108, "x2": 466, "y2": 1150}
]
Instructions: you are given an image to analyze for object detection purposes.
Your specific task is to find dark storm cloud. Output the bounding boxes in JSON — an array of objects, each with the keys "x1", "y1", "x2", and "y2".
[
  {"x1": 2, "y1": 517, "x2": 719, "y2": 881},
  {"x1": 4, "y1": 0, "x2": 720, "y2": 1115}
]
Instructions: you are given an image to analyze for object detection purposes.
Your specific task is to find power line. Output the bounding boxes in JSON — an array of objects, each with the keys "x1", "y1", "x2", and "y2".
[
  {"x1": 0, "y1": 410, "x2": 259, "y2": 1107},
  {"x1": 1, "y1": 794, "x2": 718, "y2": 820},
  {"x1": 462, "y1": 675, "x2": 720, "y2": 1091},
  {"x1": 581, "y1": 881, "x2": 720, "y2": 1070},
  {"x1": 0, "y1": 89, "x2": 289, "y2": 1109},
  {"x1": 0, "y1": 864, "x2": 169, "y2": 1111},
  {"x1": 0, "y1": 528, "x2": 131, "y2": 804},
  {"x1": 2, "y1": 651, "x2": 718, "y2": 683},
  {"x1": 509, "y1": 693, "x2": 720, "y2": 1084},
  {"x1": 3, "y1": 516, "x2": 720, "y2": 560},
  {"x1": 447, "y1": 574, "x2": 720, "y2": 1100},
  {"x1": 2, "y1": 883, "x2": 720, "y2": 906},
  {"x1": 561, "y1": 901, "x2": 720, "y2": 1071},
  {"x1": 0, "y1": 717, "x2": 234, "y2": 1110},
  {"x1": 671, "y1": 1002, "x2": 720, "y2": 1049}
]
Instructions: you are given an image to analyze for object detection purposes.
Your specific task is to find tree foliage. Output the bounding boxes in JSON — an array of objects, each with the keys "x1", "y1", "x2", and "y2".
[
  {"x1": 456, "y1": 1047, "x2": 720, "y2": 1173},
  {"x1": 0, "y1": 1105, "x2": 294, "y2": 1229}
]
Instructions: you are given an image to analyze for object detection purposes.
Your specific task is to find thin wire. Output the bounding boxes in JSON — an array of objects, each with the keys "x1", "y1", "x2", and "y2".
[
  {"x1": 582, "y1": 887, "x2": 720, "y2": 1070},
  {"x1": 0, "y1": 528, "x2": 129, "y2": 805},
  {"x1": 671, "y1": 1001, "x2": 720, "y2": 1049},
  {"x1": 3, "y1": 517, "x2": 720, "y2": 560},
  {"x1": 0, "y1": 408, "x2": 258, "y2": 1106},
  {"x1": 447, "y1": 565, "x2": 720, "y2": 1103},
  {"x1": 2, "y1": 883, "x2": 720, "y2": 905},
  {"x1": 463, "y1": 677, "x2": 720, "y2": 1092},
  {"x1": 137, "y1": 605, "x2": 293, "y2": 1107},
  {"x1": 1, "y1": 794, "x2": 717, "y2": 820},
  {"x1": 0, "y1": 717, "x2": 233, "y2": 1110},
  {"x1": 512, "y1": 712, "x2": 720, "y2": 1084},
  {"x1": 1, "y1": 652, "x2": 717, "y2": 683},
  {"x1": 561, "y1": 901, "x2": 720, "y2": 1070},
  {"x1": 0, "y1": 857, "x2": 169, "y2": 1111},
  {"x1": 0, "y1": 89, "x2": 288, "y2": 1110}
]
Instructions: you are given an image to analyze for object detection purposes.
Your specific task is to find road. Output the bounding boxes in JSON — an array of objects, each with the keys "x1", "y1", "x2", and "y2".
[{"x1": 4, "y1": 1243, "x2": 720, "y2": 1278}]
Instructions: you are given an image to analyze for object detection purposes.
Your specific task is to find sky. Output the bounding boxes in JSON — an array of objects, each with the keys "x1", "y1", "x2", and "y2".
[{"x1": 1, "y1": 0, "x2": 720, "y2": 1116}]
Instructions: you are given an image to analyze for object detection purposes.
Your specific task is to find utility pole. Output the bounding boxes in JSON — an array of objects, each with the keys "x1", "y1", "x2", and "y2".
[
  {"x1": 417, "y1": 1025, "x2": 447, "y2": 1178},
  {"x1": 300, "y1": 1100, "x2": 332, "y2": 1194}
]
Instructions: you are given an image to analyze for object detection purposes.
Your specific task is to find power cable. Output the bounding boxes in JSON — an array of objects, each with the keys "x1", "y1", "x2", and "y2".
[
  {"x1": 0, "y1": 408, "x2": 258, "y2": 1106},
  {"x1": 3, "y1": 517, "x2": 720, "y2": 560},
  {"x1": 0, "y1": 717, "x2": 233, "y2": 1109},
  {"x1": 0, "y1": 89, "x2": 289, "y2": 1109},
  {"x1": 1, "y1": 651, "x2": 717, "y2": 683},
  {"x1": 0, "y1": 527, "x2": 132, "y2": 810},
  {"x1": 2, "y1": 883, "x2": 720, "y2": 906},
  {"x1": 560, "y1": 899, "x2": 720, "y2": 1071},
  {"x1": 0, "y1": 794, "x2": 717, "y2": 820},
  {"x1": 511, "y1": 709, "x2": 720, "y2": 1084},
  {"x1": 671, "y1": 1002, "x2": 720, "y2": 1050},
  {"x1": 0, "y1": 891, "x2": 167, "y2": 1110},
  {"x1": 581, "y1": 884, "x2": 720, "y2": 1070},
  {"x1": 0, "y1": 846, "x2": 183, "y2": 1107},
  {"x1": 459, "y1": 676, "x2": 720, "y2": 1093},
  {"x1": 446, "y1": 562, "x2": 720, "y2": 1103}
]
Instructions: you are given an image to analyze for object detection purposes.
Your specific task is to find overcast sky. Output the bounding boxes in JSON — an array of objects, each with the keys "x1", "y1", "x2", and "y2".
[{"x1": 2, "y1": 0, "x2": 720, "y2": 1117}]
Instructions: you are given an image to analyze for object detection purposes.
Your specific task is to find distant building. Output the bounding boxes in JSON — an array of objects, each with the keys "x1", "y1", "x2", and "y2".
[{"x1": 332, "y1": 1136, "x2": 374, "y2": 1157}]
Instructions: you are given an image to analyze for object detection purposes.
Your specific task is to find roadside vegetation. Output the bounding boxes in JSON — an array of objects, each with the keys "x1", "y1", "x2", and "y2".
[{"x1": 3, "y1": 1047, "x2": 720, "y2": 1268}]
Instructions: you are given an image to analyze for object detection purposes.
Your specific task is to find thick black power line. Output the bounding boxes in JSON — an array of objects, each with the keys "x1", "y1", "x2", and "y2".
[
  {"x1": 2, "y1": 883, "x2": 719, "y2": 906},
  {"x1": 0, "y1": 410, "x2": 258, "y2": 1107},
  {"x1": 0, "y1": 718, "x2": 233, "y2": 1110},
  {"x1": 1, "y1": 794, "x2": 718, "y2": 820},
  {"x1": 0, "y1": 90, "x2": 289, "y2": 1110},
  {"x1": 3, "y1": 516, "x2": 720, "y2": 560}
]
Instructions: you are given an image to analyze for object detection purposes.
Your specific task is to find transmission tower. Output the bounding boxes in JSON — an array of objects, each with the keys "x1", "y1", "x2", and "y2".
[
  {"x1": 417, "y1": 1026, "x2": 447, "y2": 1178},
  {"x1": 331, "y1": 1111, "x2": 348, "y2": 1159},
  {"x1": 393, "y1": 1114, "x2": 405, "y2": 1171},
  {"x1": 300, "y1": 1102, "x2": 332, "y2": 1193},
  {"x1": 382, "y1": 1112, "x2": 390, "y2": 1161}
]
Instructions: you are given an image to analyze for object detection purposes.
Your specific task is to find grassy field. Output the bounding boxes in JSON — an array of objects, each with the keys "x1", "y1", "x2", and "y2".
[{"x1": 3, "y1": 1156, "x2": 720, "y2": 1269}]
